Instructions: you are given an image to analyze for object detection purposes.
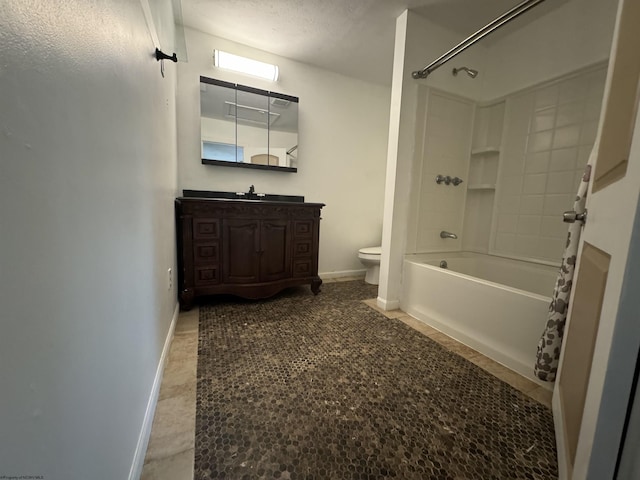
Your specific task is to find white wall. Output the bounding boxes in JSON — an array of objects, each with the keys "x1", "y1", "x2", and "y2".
[
  {"x1": 480, "y1": 0, "x2": 617, "y2": 101},
  {"x1": 409, "y1": 13, "x2": 489, "y2": 101},
  {"x1": 201, "y1": 116, "x2": 238, "y2": 146},
  {"x1": 177, "y1": 28, "x2": 391, "y2": 275},
  {"x1": 0, "y1": 1, "x2": 178, "y2": 478}
]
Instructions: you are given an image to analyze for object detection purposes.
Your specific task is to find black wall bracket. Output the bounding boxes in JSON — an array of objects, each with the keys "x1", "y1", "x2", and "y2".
[
  {"x1": 155, "y1": 48, "x2": 177, "y2": 77},
  {"x1": 155, "y1": 48, "x2": 177, "y2": 63}
]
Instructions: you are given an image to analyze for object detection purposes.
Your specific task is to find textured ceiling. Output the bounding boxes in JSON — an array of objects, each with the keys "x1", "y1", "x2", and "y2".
[{"x1": 181, "y1": 0, "x2": 566, "y2": 85}]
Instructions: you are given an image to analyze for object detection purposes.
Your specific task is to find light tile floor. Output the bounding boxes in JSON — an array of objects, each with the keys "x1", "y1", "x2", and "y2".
[
  {"x1": 141, "y1": 283, "x2": 552, "y2": 479},
  {"x1": 141, "y1": 308, "x2": 199, "y2": 480}
]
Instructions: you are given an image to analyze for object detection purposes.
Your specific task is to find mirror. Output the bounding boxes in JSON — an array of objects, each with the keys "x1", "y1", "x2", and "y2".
[{"x1": 200, "y1": 77, "x2": 299, "y2": 172}]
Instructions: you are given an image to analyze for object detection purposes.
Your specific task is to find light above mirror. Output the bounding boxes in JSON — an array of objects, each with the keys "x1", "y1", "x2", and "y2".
[{"x1": 214, "y1": 50, "x2": 279, "y2": 82}]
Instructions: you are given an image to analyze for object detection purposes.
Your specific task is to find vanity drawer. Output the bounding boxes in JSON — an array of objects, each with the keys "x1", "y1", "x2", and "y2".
[
  {"x1": 195, "y1": 265, "x2": 220, "y2": 285},
  {"x1": 194, "y1": 242, "x2": 220, "y2": 264},
  {"x1": 193, "y1": 218, "x2": 220, "y2": 239},
  {"x1": 294, "y1": 220, "x2": 313, "y2": 237},
  {"x1": 293, "y1": 239, "x2": 312, "y2": 257},
  {"x1": 293, "y1": 259, "x2": 313, "y2": 277}
]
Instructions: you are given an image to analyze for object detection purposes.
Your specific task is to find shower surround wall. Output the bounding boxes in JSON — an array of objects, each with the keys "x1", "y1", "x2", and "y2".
[
  {"x1": 462, "y1": 101, "x2": 504, "y2": 253},
  {"x1": 408, "y1": 65, "x2": 607, "y2": 267},
  {"x1": 408, "y1": 89, "x2": 474, "y2": 253},
  {"x1": 493, "y1": 66, "x2": 607, "y2": 263}
]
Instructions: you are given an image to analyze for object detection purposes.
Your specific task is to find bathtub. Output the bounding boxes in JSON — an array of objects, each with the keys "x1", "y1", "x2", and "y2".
[{"x1": 401, "y1": 252, "x2": 558, "y2": 386}]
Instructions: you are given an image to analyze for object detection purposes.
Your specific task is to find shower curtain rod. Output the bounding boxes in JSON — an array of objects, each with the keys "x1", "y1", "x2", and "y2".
[{"x1": 411, "y1": 0, "x2": 547, "y2": 79}]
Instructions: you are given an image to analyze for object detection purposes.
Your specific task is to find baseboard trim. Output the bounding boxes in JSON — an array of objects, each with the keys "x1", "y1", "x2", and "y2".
[
  {"x1": 319, "y1": 269, "x2": 366, "y2": 280},
  {"x1": 128, "y1": 302, "x2": 180, "y2": 480},
  {"x1": 377, "y1": 296, "x2": 400, "y2": 311}
]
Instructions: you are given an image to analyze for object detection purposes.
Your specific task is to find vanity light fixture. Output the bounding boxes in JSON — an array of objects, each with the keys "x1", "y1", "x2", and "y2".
[{"x1": 214, "y1": 50, "x2": 279, "y2": 81}]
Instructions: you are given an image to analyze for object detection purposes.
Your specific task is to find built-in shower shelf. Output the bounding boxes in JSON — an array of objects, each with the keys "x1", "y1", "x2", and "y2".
[
  {"x1": 471, "y1": 146, "x2": 500, "y2": 155},
  {"x1": 467, "y1": 184, "x2": 496, "y2": 190}
]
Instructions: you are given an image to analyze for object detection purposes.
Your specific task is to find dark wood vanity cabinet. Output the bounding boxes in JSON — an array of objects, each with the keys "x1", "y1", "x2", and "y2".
[{"x1": 175, "y1": 197, "x2": 324, "y2": 309}]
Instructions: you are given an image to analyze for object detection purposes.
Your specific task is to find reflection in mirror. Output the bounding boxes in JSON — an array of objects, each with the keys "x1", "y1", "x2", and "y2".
[
  {"x1": 201, "y1": 80, "x2": 237, "y2": 162},
  {"x1": 269, "y1": 93, "x2": 299, "y2": 169},
  {"x1": 236, "y1": 87, "x2": 270, "y2": 166},
  {"x1": 199, "y1": 77, "x2": 299, "y2": 172}
]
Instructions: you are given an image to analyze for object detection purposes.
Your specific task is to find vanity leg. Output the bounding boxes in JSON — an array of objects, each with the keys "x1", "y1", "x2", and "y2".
[{"x1": 310, "y1": 277, "x2": 323, "y2": 295}]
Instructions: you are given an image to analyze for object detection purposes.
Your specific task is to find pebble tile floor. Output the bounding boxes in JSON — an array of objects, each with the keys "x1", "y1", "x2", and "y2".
[{"x1": 142, "y1": 278, "x2": 556, "y2": 480}]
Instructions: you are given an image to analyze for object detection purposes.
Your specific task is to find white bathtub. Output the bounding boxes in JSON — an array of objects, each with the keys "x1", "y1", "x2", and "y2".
[{"x1": 401, "y1": 252, "x2": 558, "y2": 386}]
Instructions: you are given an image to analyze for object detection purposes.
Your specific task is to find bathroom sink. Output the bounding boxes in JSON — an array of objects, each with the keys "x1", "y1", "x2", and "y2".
[{"x1": 182, "y1": 190, "x2": 305, "y2": 203}]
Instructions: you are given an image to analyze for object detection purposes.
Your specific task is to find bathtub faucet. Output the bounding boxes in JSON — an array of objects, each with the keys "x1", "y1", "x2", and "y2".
[{"x1": 440, "y1": 231, "x2": 458, "y2": 239}]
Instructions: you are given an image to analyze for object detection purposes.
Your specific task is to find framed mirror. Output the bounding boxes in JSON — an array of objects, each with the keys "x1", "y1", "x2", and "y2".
[{"x1": 200, "y1": 76, "x2": 299, "y2": 172}]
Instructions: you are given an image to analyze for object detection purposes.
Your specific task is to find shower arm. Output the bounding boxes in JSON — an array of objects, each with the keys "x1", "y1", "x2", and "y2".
[{"x1": 412, "y1": 0, "x2": 547, "y2": 79}]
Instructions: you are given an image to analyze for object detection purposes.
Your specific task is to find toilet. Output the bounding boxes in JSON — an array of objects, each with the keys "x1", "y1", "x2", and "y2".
[{"x1": 358, "y1": 246, "x2": 381, "y2": 285}]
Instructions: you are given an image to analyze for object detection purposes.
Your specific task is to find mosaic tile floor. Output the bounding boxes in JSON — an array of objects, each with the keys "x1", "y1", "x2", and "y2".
[{"x1": 195, "y1": 281, "x2": 557, "y2": 480}]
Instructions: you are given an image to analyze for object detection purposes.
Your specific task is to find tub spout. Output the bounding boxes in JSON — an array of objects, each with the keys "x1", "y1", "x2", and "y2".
[{"x1": 440, "y1": 231, "x2": 458, "y2": 239}]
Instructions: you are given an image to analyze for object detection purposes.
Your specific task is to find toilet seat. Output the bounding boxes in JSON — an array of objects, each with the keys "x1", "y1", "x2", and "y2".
[{"x1": 358, "y1": 246, "x2": 381, "y2": 260}]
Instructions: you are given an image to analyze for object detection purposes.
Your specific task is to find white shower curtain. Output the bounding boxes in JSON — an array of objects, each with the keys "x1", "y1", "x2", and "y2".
[{"x1": 534, "y1": 161, "x2": 592, "y2": 382}]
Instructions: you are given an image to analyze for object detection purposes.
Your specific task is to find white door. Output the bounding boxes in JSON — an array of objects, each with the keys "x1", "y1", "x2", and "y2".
[{"x1": 553, "y1": 0, "x2": 640, "y2": 478}]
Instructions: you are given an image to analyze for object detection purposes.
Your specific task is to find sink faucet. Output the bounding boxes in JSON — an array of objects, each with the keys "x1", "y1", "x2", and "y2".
[
  {"x1": 440, "y1": 231, "x2": 458, "y2": 239},
  {"x1": 248, "y1": 185, "x2": 255, "y2": 196}
]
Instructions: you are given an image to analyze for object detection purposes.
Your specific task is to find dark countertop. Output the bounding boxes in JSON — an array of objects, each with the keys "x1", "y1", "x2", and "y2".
[
  {"x1": 177, "y1": 192, "x2": 324, "y2": 208},
  {"x1": 182, "y1": 189, "x2": 314, "y2": 204}
]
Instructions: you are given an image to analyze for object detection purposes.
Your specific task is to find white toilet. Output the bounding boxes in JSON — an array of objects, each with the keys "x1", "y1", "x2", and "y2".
[{"x1": 358, "y1": 246, "x2": 381, "y2": 285}]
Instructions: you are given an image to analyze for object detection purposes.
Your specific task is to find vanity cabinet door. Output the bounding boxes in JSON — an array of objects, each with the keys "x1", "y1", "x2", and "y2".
[
  {"x1": 222, "y1": 219, "x2": 260, "y2": 284},
  {"x1": 260, "y1": 220, "x2": 292, "y2": 282}
]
